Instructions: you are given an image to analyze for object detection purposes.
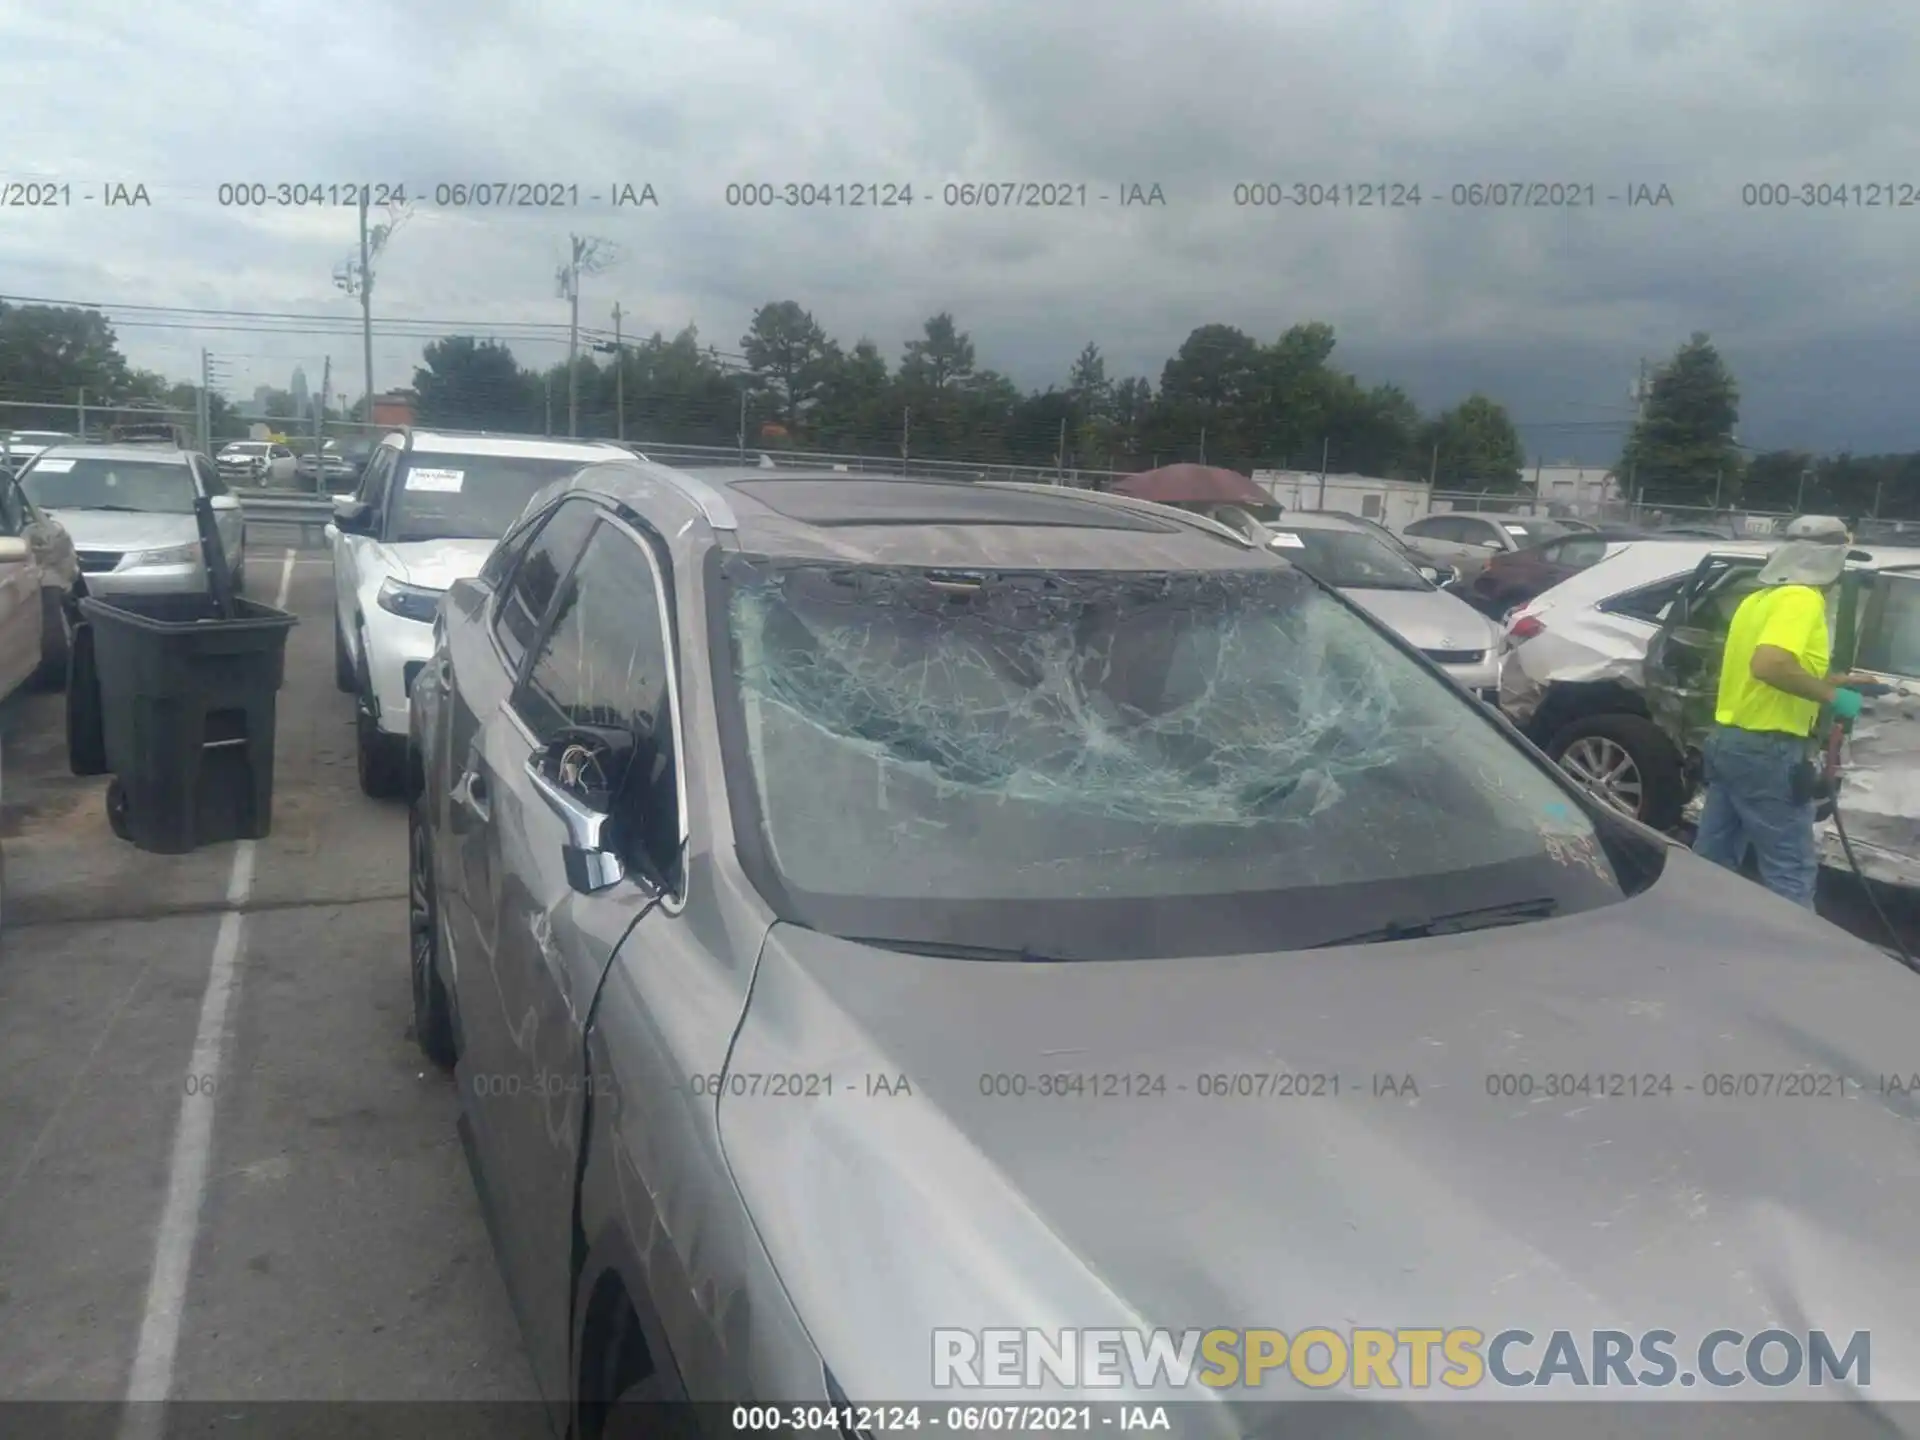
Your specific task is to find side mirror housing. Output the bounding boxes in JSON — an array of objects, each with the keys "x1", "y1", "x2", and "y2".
[
  {"x1": 331, "y1": 497, "x2": 375, "y2": 535},
  {"x1": 526, "y1": 726, "x2": 639, "y2": 895},
  {"x1": 0, "y1": 535, "x2": 31, "y2": 563}
]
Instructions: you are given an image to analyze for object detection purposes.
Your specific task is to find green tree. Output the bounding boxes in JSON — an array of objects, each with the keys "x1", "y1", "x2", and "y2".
[
  {"x1": 1619, "y1": 333, "x2": 1741, "y2": 506},
  {"x1": 0, "y1": 301, "x2": 137, "y2": 428},
  {"x1": 1065, "y1": 342, "x2": 1116, "y2": 469},
  {"x1": 810, "y1": 339, "x2": 894, "y2": 452},
  {"x1": 899, "y1": 312, "x2": 975, "y2": 393},
  {"x1": 1110, "y1": 377, "x2": 1154, "y2": 467},
  {"x1": 1422, "y1": 394, "x2": 1526, "y2": 490},
  {"x1": 741, "y1": 301, "x2": 833, "y2": 435},
  {"x1": 413, "y1": 336, "x2": 537, "y2": 430},
  {"x1": 1155, "y1": 324, "x2": 1264, "y2": 465},
  {"x1": 898, "y1": 314, "x2": 986, "y2": 459}
]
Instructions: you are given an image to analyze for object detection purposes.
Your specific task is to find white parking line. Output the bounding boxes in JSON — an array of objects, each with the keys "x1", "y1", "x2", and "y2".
[{"x1": 118, "y1": 551, "x2": 293, "y2": 1432}]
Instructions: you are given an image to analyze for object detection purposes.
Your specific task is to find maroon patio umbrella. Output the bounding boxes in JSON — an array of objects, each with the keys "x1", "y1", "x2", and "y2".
[{"x1": 1111, "y1": 463, "x2": 1269, "y2": 507}]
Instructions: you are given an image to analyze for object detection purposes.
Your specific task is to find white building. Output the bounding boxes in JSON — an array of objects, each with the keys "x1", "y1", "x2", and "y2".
[
  {"x1": 1528, "y1": 463, "x2": 1621, "y2": 515},
  {"x1": 1251, "y1": 470, "x2": 1432, "y2": 527}
]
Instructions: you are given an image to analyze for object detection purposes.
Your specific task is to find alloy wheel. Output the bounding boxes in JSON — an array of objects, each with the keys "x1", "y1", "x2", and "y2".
[{"x1": 1558, "y1": 735, "x2": 1643, "y2": 818}]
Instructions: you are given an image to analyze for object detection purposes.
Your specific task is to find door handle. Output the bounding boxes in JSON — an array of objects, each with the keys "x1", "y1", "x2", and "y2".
[{"x1": 451, "y1": 763, "x2": 491, "y2": 821}]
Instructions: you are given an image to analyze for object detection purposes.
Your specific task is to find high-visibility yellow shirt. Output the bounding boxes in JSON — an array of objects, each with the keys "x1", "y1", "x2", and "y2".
[{"x1": 1714, "y1": 584, "x2": 1830, "y2": 736}]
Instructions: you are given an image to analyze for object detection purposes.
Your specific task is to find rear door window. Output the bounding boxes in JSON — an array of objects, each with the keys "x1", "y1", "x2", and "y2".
[{"x1": 1854, "y1": 570, "x2": 1920, "y2": 679}]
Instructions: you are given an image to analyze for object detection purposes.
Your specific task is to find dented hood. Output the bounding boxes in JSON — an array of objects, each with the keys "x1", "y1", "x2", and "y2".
[{"x1": 717, "y1": 855, "x2": 1920, "y2": 1417}]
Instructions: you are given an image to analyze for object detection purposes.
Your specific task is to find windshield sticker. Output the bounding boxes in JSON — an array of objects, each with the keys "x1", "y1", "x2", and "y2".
[
  {"x1": 29, "y1": 459, "x2": 74, "y2": 472},
  {"x1": 1503, "y1": 524, "x2": 1529, "y2": 536},
  {"x1": 405, "y1": 467, "x2": 465, "y2": 492},
  {"x1": 1269, "y1": 532, "x2": 1305, "y2": 548}
]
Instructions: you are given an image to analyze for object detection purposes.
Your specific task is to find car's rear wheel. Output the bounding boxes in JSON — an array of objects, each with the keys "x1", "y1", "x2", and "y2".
[
  {"x1": 355, "y1": 640, "x2": 406, "y2": 799},
  {"x1": 1546, "y1": 713, "x2": 1684, "y2": 831},
  {"x1": 408, "y1": 799, "x2": 457, "y2": 1069}
]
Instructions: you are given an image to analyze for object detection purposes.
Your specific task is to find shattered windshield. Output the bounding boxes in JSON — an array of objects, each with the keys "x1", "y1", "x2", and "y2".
[
  {"x1": 714, "y1": 556, "x2": 1638, "y2": 957},
  {"x1": 1271, "y1": 527, "x2": 1432, "y2": 590}
]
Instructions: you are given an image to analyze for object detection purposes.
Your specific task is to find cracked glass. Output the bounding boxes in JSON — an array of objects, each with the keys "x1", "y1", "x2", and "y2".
[{"x1": 718, "y1": 556, "x2": 1624, "y2": 924}]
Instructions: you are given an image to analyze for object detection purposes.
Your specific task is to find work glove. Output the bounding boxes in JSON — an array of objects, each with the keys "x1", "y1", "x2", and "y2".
[{"x1": 1831, "y1": 687, "x2": 1864, "y2": 722}]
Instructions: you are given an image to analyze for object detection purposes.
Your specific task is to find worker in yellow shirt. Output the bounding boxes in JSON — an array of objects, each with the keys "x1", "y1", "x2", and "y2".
[{"x1": 1691, "y1": 539, "x2": 1876, "y2": 908}]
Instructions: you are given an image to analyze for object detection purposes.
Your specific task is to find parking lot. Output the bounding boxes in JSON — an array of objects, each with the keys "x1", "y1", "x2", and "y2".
[
  {"x1": 0, "y1": 539, "x2": 542, "y2": 1419},
  {"x1": 0, "y1": 525, "x2": 1914, "y2": 1426}
]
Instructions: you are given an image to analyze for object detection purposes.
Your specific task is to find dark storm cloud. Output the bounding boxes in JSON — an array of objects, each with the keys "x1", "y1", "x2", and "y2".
[{"x1": 4, "y1": 0, "x2": 1918, "y2": 458}]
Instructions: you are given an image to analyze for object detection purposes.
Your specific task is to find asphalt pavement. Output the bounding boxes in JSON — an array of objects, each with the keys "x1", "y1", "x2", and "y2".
[{"x1": 0, "y1": 547, "x2": 541, "y2": 1426}]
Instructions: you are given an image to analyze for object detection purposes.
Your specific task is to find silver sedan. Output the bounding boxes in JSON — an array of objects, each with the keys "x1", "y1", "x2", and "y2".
[{"x1": 407, "y1": 460, "x2": 1920, "y2": 1433}]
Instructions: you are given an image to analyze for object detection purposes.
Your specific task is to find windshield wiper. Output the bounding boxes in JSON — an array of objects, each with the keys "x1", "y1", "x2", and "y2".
[
  {"x1": 60, "y1": 503, "x2": 149, "y2": 513},
  {"x1": 846, "y1": 937, "x2": 1075, "y2": 963},
  {"x1": 1309, "y1": 897, "x2": 1561, "y2": 948}
]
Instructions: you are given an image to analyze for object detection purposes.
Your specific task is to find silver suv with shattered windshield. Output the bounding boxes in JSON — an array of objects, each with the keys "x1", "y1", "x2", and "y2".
[{"x1": 404, "y1": 463, "x2": 1919, "y2": 1430}]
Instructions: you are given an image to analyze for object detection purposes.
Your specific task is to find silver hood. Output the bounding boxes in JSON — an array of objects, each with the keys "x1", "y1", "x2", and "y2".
[
  {"x1": 1341, "y1": 584, "x2": 1500, "y2": 655},
  {"x1": 718, "y1": 853, "x2": 1920, "y2": 1421},
  {"x1": 38, "y1": 508, "x2": 199, "y2": 552}
]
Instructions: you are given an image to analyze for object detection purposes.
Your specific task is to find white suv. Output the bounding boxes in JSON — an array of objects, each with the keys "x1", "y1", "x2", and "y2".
[{"x1": 327, "y1": 429, "x2": 629, "y2": 796}]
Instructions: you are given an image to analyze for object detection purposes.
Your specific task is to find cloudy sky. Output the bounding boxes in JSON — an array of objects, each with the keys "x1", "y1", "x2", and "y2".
[{"x1": 3, "y1": 0, "x2": 1917, "y2": 464}]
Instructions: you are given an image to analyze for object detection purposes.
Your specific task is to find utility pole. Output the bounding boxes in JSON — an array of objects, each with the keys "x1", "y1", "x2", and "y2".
[
  {"x1": 198, "y1": 350, "x2": 210, "y2": 455},
  {"x1": 1056, "y1": 417, "x2": 1067, "y2": 476},
  {"x1": 1198, "y1": 424, "x2": 1206, "y2": 465},
  {"x1": 612, "y1": 303, "x2": 624, "y2": 441},
  {"x1": 900, "y1": 406, "x2": 911, "y2": 474},
  {"x1": 1428, "y1": 441, "x2": 1439, "y2": 486},
  {"x1": 77, "y1": 388, "x2": 87, "y2": 439},
  {"x1": 358, "y1": 192, "x2": 374, "y2": 426},
  {"x1": 737, "y1": 386, "x2": 747, "y2": 462},
  {"x1": 544, "y1": 373, "x2": 553, "y2": 436},
  {"x1": 331, "y1": 188, "x2": 411, "y2": 435},
  {"x1": 557, "y1": 235, "x2": 618, "y2": 438},
  {"x1": 1796, "y1": 465, "x2": 1811, "y2": 513},
  {"x1": 1317, "y1": 435, "x2": 1330, "y2": 508}
]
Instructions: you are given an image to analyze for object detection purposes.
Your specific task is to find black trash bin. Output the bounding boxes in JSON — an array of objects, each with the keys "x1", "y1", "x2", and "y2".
[{"x1": 78, "y1": 592, "x2": 298, "y2": 854}]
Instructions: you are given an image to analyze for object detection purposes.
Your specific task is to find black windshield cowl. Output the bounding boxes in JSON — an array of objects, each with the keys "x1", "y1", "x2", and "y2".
[
  {"x1": 1309, "y1": 897, "x2": 1561, "y2": 949},
  {"x1": 846, "y1": 937, "x2": 1075, "y2": 964}
]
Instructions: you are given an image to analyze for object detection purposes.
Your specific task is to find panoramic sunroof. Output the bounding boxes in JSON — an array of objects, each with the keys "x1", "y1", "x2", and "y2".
[{"x1": 731, "y1": 478, "x2": 1175, "y2": 531}]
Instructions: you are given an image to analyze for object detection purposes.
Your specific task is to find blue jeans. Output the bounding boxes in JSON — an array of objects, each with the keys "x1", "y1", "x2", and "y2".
[{"x1": 1691, "y1": 725, "x2": 1819, "y2": 909}]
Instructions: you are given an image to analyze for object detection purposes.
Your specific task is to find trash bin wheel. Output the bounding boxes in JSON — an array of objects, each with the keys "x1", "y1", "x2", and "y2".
[{"x1": 106, "y1": 778, "x2": 131, "y2": 840}]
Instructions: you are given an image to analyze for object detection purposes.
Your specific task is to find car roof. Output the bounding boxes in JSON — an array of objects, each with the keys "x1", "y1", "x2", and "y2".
[
  {"x1": 1521, "y1": 537, "x2": 1920, "y2": 613},
  {"x1": 390, "y1": 429, "x2": 629, "y2": 461},
  {"x1": 579, "y1": 464, "x2": 1283, "y2": 572},
  {"x1": 26, "y1": 442, "x2": 193, "y2": 465}
]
